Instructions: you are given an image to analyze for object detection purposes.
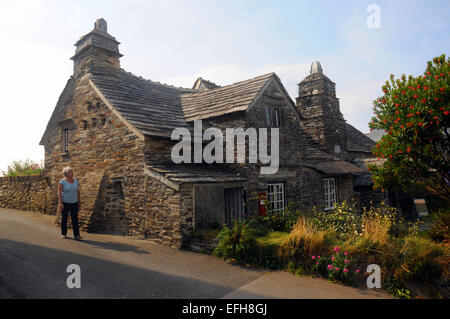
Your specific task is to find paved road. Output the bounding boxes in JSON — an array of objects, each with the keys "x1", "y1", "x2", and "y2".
[{"x1": 0, "y1": 208, "x2": 391, "y2": 299}]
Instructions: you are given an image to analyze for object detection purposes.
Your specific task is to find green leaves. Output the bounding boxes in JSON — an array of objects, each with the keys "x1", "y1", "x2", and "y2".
[{"x1": 368, "y1": 54, "x2": 450, "y2": 199}]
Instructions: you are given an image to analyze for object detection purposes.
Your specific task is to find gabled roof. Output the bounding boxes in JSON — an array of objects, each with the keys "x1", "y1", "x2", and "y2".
[
  {"x1": 39, "y1": 77, "x2": 75, "y2": 145},
  {"x1": 192, "y1": 77, "x2": 220, "y2": 91},
  {"x1": 365, "y1": 129, "x2": 385, "y2": 142},
  {"x1": 89, "y1": 67, "x2": 194, "y2": 138},
  {"x1": 346, "y1": 123, "x2": 376, "y2": 153},
  {"x1": 181, "y1": 73, "x2": 277, "y2": 122}
]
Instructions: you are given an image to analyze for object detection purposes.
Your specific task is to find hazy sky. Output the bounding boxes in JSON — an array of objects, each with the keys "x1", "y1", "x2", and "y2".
[{"x1": 0, "y1": 0, "x2": 449, "y2": 172}]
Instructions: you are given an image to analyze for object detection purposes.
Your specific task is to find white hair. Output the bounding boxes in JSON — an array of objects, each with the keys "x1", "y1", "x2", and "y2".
[{"x1": 62, "y1": 166, "x2": 74, "y2": 177}]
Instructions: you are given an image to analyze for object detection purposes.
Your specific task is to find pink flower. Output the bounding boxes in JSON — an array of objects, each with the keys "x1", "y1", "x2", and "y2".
[
  {"x1": 344, "y1": 252, "x2": 348, "y2": 256},
  {"x1": 316, "y1": 262, "x2": 319, "y2": 265},
  {"x1": 317, "y1": 256, "x2": 320, "y2": 259},
  {"x1": 334, "y1": 246, "x2": 340, "y2": 253},
  {"x1": 328, "y1": 265, "x2": 334, "y2": 270},
  {"x1": 356, "y1": 269, "x2": 360, "y2": 274},
  {"x1": 344, "y1": 259, "x2": 349, "y2": 264},
  {"x1": 312, "y1": 256, "x2": 316, "y2": 260},
  {"x1": 335, "y1": 267, "x2": 340, "y2": 271},
  {"x1": 331, "y1": 257, "x2": 335, "y2": 261},
  {"x1": 343, "y1": 268, "x2": 349, "y2": 273}
]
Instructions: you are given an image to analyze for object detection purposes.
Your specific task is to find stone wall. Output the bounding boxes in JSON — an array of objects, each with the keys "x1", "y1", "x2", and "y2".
[
  {"x1": 40, "y1": 74, "x2": 190, "y2": 248},
  {"x1": 0, "y1": 175, "x2": 56, "y2": 215},
  {"x1": 296, "y1": 71, "x2": 347, "y2": 156}
]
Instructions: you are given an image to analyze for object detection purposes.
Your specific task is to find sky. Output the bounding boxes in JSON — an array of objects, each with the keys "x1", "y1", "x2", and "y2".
[{"x1": 0, "y1": 0, "x2": 449, "y2": 173}]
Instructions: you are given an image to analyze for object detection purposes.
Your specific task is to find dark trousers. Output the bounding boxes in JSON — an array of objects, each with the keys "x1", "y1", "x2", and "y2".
[{"x1": 61, "y1": 202, "x2": 80, "y2": 236}]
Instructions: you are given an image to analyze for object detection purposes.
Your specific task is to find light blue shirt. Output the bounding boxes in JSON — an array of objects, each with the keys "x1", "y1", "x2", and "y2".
[{"x1": 59, "y1": 178, "x2": 79, "y2": 203}]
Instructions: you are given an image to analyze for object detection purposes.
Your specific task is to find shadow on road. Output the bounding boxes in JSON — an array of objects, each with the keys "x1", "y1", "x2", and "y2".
[
  {"x1": 0, "y1": 239, "x2": 269, "y2": 299},
  {"x1": 78, "y1": 239, "x2": 150, "y2": 255}
]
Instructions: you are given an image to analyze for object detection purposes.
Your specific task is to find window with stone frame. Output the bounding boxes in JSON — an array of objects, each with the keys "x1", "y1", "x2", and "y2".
[
  {"x1": 63, "y1": 128, "x2": 69, "y2": 152},
  {"x1": 323, "y1": 178, "x2": 337, "y2": 210},
  {"x1": 267, "y1": 182, "x2": 285, "y2": 213}
]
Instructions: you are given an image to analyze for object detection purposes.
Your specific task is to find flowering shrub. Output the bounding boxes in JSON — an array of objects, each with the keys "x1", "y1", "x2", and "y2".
[
  {"x1": 312, "y1": 201, "x2": 361, "y2": 240},
  {"x1": 2, "y1": 159, "x2": 44, "y2": 177},
  {"x1": 368, "y1": 54, "x2": 449, "y2": 200},
  {"x1": 311, "y1": 246, "x2": 361, "y2": 284}
]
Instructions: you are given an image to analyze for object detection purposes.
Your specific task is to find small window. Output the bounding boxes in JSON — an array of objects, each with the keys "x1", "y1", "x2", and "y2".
[
  {"x1": 265, "y1": 106, "x2": 281, "y2": 128},
  {"x1": 273, "y1": 108, "x2": 281, "y2": 127},
  {"x1": 324, "y1": 178, "x2": 337, "y2": 210},
  {"x1": 267, "y1": 183, "x2": 285, "y2": 213},
  {"x1": 265, "y1": 106, "x2": 271, "y2": 126},
  {"x1": 92, "y1": 118, "x2": 97, "y2": 128},
  {"x1": 82, "y1": 120, "x2": 88, "y2": 130},
  {"x1": 63, "y1": 128, "x2": 69, "y2": 152}
]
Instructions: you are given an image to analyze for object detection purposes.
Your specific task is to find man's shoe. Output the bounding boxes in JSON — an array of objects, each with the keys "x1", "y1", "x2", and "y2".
[
  {"x1": 61, "y1": 235, "x2": 68, "y2": 239},
  {"x1": 74, "y1": 235, "x2": 83, "y2": 240}
]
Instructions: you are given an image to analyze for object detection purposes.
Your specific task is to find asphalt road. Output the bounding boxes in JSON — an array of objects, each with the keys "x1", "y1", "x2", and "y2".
[{"x1": 0, "y1": 207, "x2": 391, "y2": 299}]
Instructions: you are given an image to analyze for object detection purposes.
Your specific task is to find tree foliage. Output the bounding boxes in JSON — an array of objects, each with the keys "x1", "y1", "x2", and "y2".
[{"x1": 368, "y1": 54, "x2": 449, "y2": 200}]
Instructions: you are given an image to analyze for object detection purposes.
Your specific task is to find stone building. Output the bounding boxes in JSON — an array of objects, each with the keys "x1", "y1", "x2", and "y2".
[{"x1": 37, "y1": 19, "x2": 376, "y2": 247}]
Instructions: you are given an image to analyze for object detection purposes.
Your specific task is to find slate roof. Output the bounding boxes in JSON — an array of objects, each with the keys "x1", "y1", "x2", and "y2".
[
  {"x1": 304, "y1": 160, "x2": 365, "y2": 175},
  {"x1": 181, "y1": 73, "x2": 275, "y2": 122},
  {"x1": 346, "y1": 123, "x2": 376, "y2": 153},
  {"x1": 89, "y1": 68, "x2": 280, "y2": 136},
  {"x1": 192, "y1": 77, "x2": 220, "y2": 91},
  {"x1": 89, "y1": 67, "x2": 194, "y2": 138},
  {"x1": 365, "y1": 129, "x2": 385, "y2": 142},
  {"x1": 144, "y1": 163, "x2": 247, "y2": 190}
]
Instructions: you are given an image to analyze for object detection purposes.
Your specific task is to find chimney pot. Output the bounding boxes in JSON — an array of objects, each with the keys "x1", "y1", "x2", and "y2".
[{"x1": 95, "y1": 18, "x2": 107, "y2": 33}]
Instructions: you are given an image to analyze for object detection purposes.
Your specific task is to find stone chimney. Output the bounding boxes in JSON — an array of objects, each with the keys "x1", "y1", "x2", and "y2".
[
  {"x1": 71, "y1": 18, "x2": 123, "y2": 79},
  {"x1": 296, "y1": 62, "x2": 347, "y2": 155}
]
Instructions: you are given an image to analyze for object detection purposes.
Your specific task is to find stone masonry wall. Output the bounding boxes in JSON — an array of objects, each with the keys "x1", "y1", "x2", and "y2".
[
  {"x1": 0, "y1": 175, "x2": 56, "y2": 215},
  {"x1": 41, "y1": 74, "x2": 189, "y2": 247}
]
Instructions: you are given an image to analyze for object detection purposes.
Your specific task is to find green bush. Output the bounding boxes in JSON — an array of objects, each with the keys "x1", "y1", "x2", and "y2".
[
  {"x1": 214, "y1": 222, "x2": 258, "y2": 264},
  {"x1": 308, "y1": 201, "x2": 362, "y2": 241},
  {"x1": 213, "y1": 201, "x2": 449, "y2": 298},
  {"x1": 424, "y1": 210, "x2": 450, "y2": 243},
  {"x1": 2, "y1": 159, "x2": 43, "y2": 177},
  {"x1": 263, "y1": 207, "x2": 300, "y2": 232},
  {"x1": 397, "y1": 236, "x2": 448, "y2": 282}
]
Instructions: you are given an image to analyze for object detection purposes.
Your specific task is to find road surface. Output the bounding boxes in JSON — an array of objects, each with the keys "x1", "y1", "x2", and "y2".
[{"x1": 0, "y1": 207, "x2": 391, "y2": 299}]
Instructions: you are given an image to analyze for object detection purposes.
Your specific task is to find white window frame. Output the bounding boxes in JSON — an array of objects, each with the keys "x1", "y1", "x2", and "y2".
[
  {"x1": 323, "y1": 178, "x2": 337, "y2": 210},
  {"x1": 267, "y1": 182, "x2": 285, "y2": 213}
]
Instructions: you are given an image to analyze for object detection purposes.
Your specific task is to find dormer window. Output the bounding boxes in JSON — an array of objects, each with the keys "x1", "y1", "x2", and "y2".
[{"x1": 264, "y1": 106, "x2": 282, "y2": 127}]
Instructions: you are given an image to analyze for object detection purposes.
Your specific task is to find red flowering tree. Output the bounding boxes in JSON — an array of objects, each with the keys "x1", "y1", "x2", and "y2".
[{"x1": 368, "y1": 54, "x2": 449, "y2": 201}]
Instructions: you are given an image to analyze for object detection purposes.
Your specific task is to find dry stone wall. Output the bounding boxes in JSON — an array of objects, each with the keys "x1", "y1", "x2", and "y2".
[{"x1": 0, "y1": 175, "x2": 56, "y2": 215}]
